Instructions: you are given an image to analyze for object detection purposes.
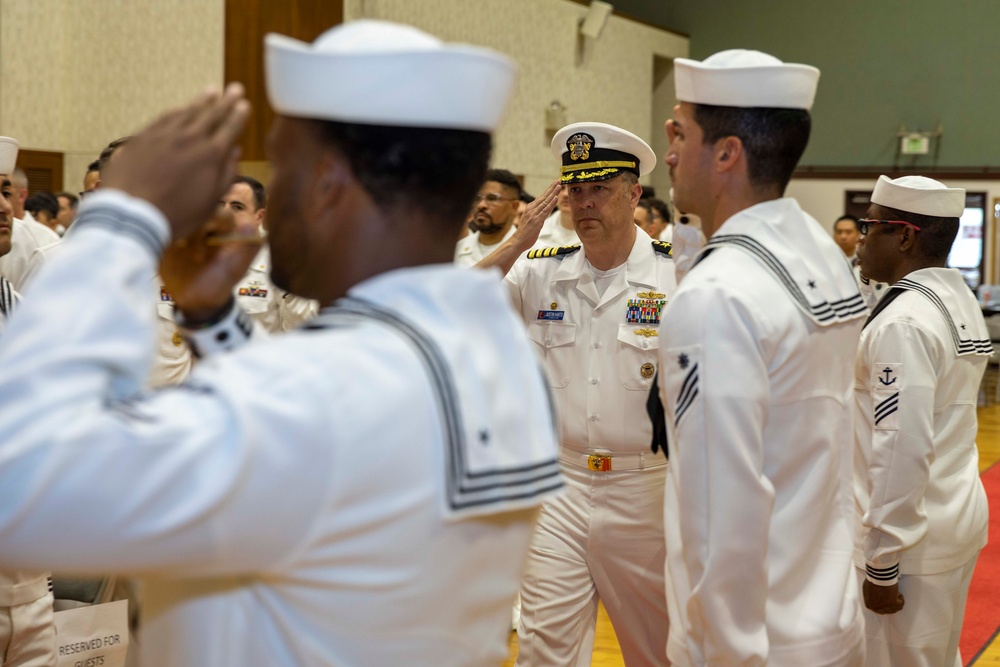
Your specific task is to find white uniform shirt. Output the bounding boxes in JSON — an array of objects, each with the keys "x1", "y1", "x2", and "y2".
[
  {"x1": 854, "y1": 268, "x2": 990, "y2": 584},
  {"x1": 669, "y1": 222, "x2": 705, "y2": 284},
  {"x1": 0, "y1": 218, "x2": 59, "y2": 291},
  {"x1": 530, "y1": 211, "x2": 579, "y2": 251},
  {"x1": 0, "y1": 276, "x2": 49, "y2": 609},
  {"x1": 0, "y1": 190, "x2": 562, "y2": 667},
  {"x1": 505, "y1": 228, "x2": 676, "y2": 453},
  {"x1": 454, "y1": 226, "x2": 515, "y2": 267},
  {"x1": 659, "y1": 198, "x2": 867, "y2": 667}
]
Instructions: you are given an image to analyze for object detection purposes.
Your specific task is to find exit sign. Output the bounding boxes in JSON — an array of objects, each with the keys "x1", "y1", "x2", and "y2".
[{"x1": 901, "y1": 135, "x2": 930, "y2": 155}]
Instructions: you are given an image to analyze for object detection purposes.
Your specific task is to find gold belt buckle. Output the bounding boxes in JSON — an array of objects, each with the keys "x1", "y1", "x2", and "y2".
[{"x1": 587, "y1": 454, "x2": 612, "y2": 472}]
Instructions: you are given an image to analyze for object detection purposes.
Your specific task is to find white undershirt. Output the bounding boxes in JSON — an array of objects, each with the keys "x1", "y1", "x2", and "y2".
[{"x1": 588, "y1": 262, "x2": 625, "y2": 299}]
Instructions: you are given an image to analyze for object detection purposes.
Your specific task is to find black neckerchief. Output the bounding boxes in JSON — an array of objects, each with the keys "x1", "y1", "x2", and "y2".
[{"x1": 862, "y1": 287, "x2": 905, "y2": 330}]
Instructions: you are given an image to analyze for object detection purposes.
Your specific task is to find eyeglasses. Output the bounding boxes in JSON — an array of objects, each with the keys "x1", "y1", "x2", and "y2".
[
  {"x1": 473, "y1": 193, "x2": 517, "y2": 204},
  {"x1": 857, "y1": 218, "x2": 921, "y2": 235}
]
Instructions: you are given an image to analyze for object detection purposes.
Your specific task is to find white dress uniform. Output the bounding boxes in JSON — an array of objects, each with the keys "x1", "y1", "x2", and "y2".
[
  {"x1": 0, "y1": 276, "x2": 55, "y2": 667},
  {"x1": 0, "y1": 218, "x2": 59, "y2": 291},
  {"x1": 530, "y1": 210, "x2": 579, "y2": 250},
  {"x1": 506, "y1": 227, "x2": 677, "y2": 666},
  {"x1": 854, "y1": 267, "x2": 990, "y2": 666},
  {"x1": 454, "y1": 226, "x2": 515, "y2": 267},
  {"x1": 659, "y1": 198, "x2": 868, "y2": 666},
  {"x1": 0, "y1": 189, "x2": 563, "y2": 667}
]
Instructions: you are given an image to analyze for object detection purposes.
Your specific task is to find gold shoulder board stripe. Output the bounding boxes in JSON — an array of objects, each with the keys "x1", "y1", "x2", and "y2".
[
  {"x1": 652, "y1": 240, "x2": 673, "y2": 257},
  {"x1": 527, "y1": 244, "x2": 582, "y2": 259}
]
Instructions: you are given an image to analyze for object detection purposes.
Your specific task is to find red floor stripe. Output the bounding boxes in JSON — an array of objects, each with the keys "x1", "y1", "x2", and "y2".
[{"x1": 962, "y1": 463, "x2": 1000, "y2": 665}]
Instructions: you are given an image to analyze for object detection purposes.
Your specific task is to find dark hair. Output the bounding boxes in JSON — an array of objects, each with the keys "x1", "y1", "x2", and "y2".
[
  {"x1": 233, "y1": 175, "x2": 266, "y2": 210},
  {"x1": 834, "y1": 214, "x2": 860, "y2": 232},
  {"x1": 639, "y1": 185, "x2": 657, "y2": 200},
  {"x1": 693, "y1": 104, "x2": 811, "y2": 192},
  {"x1": 519, "y1": 190, "x2": 534, "y2": 204},
  {"x1": 86, "y1": 160, "x2": 100, "y2": 173},
  {"x1": 635, "y1": 199, "x2": 652, "y2": 213},
  {"x1": 484, "y1": 168, "x2": 522, "y2": 198},
  {"x1": 97, "y1": 136, "x2": 132, "y2": 174},
  {"x1": 648, "y1": 197, "x2": 671, "y2": 223},
  {"x1": 869, "y1": 203, "x2": 959, "y2": 262},
  {"x1": 311, "y1": 120, "x2": 492, "y2": 231},
  {"x1": 55, "y1": 192, "x2": 79, "y2": 209},
  {"x1": 25, "y1": 191, "x2": 59, "y2": 219}
]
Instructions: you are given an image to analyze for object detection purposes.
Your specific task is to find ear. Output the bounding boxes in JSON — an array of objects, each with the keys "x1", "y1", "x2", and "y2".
[
  {"x1": 716, "y1": 136, "x2": 743, "y2": 173},
  {"x1": 628, "y1": 181, "x2": 643, "y2": 207},
  {"x1": 898, "y1": 226, "x2": 919, "y2": 253},
  {"x1": 304, "y1": 149, "x2": 351, "y2": 222}
]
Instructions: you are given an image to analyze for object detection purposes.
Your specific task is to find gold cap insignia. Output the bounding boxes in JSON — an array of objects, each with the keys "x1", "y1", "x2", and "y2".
[{"x1": 567, "y1": 133, "x2": 594, "y2": 161}]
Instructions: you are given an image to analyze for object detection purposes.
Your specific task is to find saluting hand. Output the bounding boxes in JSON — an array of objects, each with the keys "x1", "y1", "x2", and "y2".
[
  {"x1": 511, "y1": 180, "x2": 561, "y2": 253},
  {"x1": 863, "y1": 579, "x2": 905, "y2": 615},
  {"x1": 101, "y1": 83, "x2": 251, "y2": 241}
]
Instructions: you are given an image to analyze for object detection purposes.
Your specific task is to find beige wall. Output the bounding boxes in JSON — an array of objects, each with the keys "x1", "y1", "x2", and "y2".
[
  {"x1": 345, "y1": 0, "x2": 688, "y2": 196},
  {"x1": 0, "y1": 0, "x2": 224, "y2": 190}
]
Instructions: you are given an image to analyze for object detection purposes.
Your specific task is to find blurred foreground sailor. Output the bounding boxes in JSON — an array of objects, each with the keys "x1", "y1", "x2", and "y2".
[
  {"x1": 854, "y1": 176, "x2": 989, "y2": 667},
  {"x1": 658, "y1": 49, "x2": 866, "y2": 666},
  {"x1": 0, "y1": 20, "x2": 561, "y2": 667}
]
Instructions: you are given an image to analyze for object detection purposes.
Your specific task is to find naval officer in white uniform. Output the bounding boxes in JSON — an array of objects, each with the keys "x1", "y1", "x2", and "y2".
[
  {"x1": 0, "y1": 20, "x2": 562, "y2": 667},
  {"x1": 484, "y1": 122, "x2": 676, "y2": 666},
  {"x1": 658, "y1": 50, "x2": 867, "y2": 666},
  {"x1": 854, "y1": 175, "x2": 989, "y2": 667}
]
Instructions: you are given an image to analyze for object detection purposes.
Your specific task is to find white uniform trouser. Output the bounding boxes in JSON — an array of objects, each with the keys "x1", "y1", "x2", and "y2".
[
  {"x1": 859, "y1": 554, "x2": 978, "y2": 667},
  {"x1": 515, "y1": 461, "x2": 669, "y2": 666},
  {"x1": 0, "y1": 592, "x2": 56, "y2": 667}
]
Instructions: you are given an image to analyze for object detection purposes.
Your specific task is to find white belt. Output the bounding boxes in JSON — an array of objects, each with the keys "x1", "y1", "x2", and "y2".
[{"x1": 558, "y1": 449, "x2": 666, "y2": 473}]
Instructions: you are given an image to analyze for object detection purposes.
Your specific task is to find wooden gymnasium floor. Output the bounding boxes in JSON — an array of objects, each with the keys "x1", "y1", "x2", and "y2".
[{"x1": 504, "y1": 395, "x2": 1000, "y2": 667}]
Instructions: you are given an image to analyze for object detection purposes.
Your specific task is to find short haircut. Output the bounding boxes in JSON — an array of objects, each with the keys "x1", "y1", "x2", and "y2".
[
  {"x1": 693, "y1": 104, "x2": 811, "y2": 192},
  {"x1": 618, "y1": 171, "x2": 639, "y2": 190},
  {"x1": 519, "y1": 190, "x2": 534, "y2": 204},
  {"x1": 97, "y1": 136, "x2": 132, "y2": 174},
  {"x1": 639, "y1": 185, "x2": 657, "y2": 200},
  {"x1": 635, "y1": 198, "x2": 652, "y2": 213},
  {"x1": 25, "y1": 191, "x2": 59, "y2": 218},
  {"x1": 869, "y1": 203, "x2": 959, "y2": 262},
  {"x1": 311, "y1": 119, "x2": 492, "y2": 232},
  {"x1": 834, "y1": 214, "x2": 860, "y2": 232},
  {"x1": 11, "y1": 168, "x2": 27, "y2": 190},
  {"x1": 56, "y1": 192, "x2": 79, "y2": 209},
  {"x1": 648, "y1": 197, "x2": 671, "y2": 223},
  {"x1": 86, "y1": 160, "x2": 100, "y2": 173},
  {"x1": 233, "y1": 175, "x2": 266, "y2": 210},
  {"x1": 484, "y1": 168, "x2": 522, "y2": 198}
]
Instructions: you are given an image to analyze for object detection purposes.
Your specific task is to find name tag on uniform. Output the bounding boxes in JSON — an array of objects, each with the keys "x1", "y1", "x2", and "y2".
[{"x1": 537, "y1": 310, "x2": 565, "y2": 321}]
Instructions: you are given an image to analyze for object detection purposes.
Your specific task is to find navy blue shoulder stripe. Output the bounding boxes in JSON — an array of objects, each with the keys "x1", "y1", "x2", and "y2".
[
  {"x1": 704, "y1": 234, "x2": 866, "y2": 322},
  {"x1": 894, "y1": 279, "x2": 993, "y2": 356},
  {"x1": 309, "y1": 299, "x2": 562, "y2": 512}
]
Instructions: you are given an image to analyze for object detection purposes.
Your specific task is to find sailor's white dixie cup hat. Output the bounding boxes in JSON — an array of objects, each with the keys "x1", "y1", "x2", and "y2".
[
  {"x1": 674, "y1": 49, "x2": 820, "y2": 110},
  {"x1": 265, "y1": 20, "x2": 517, "y2": 132},
  {"x1": 0, "y1": 137, "x2": 19, "y2": 175},
  {"x1": 871, "y1": 175, "x2": 965, "y2": 218}
]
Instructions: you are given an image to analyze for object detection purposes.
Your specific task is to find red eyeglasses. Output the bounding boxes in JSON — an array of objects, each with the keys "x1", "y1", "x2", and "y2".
[{"x1": 857, "y1": 218, "x2": 922, "y2": 235}]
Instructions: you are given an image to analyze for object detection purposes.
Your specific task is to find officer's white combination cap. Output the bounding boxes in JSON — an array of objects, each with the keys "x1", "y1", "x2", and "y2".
[
  {"x1": 551, "y1": 122, "x2": 656, "y2": 184},
  {"x1": 0, "y1": 137, "x2": 18, "y2": 175},
  {"x1": 674, "y1": 49, "x2": 820, "y2": 110},
  {"x1": 871, "y1": 175, "x2": 965, "y2": 218},
  {"x1": 265, "y1": 20, "x2": 516, "y2": 132}
]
